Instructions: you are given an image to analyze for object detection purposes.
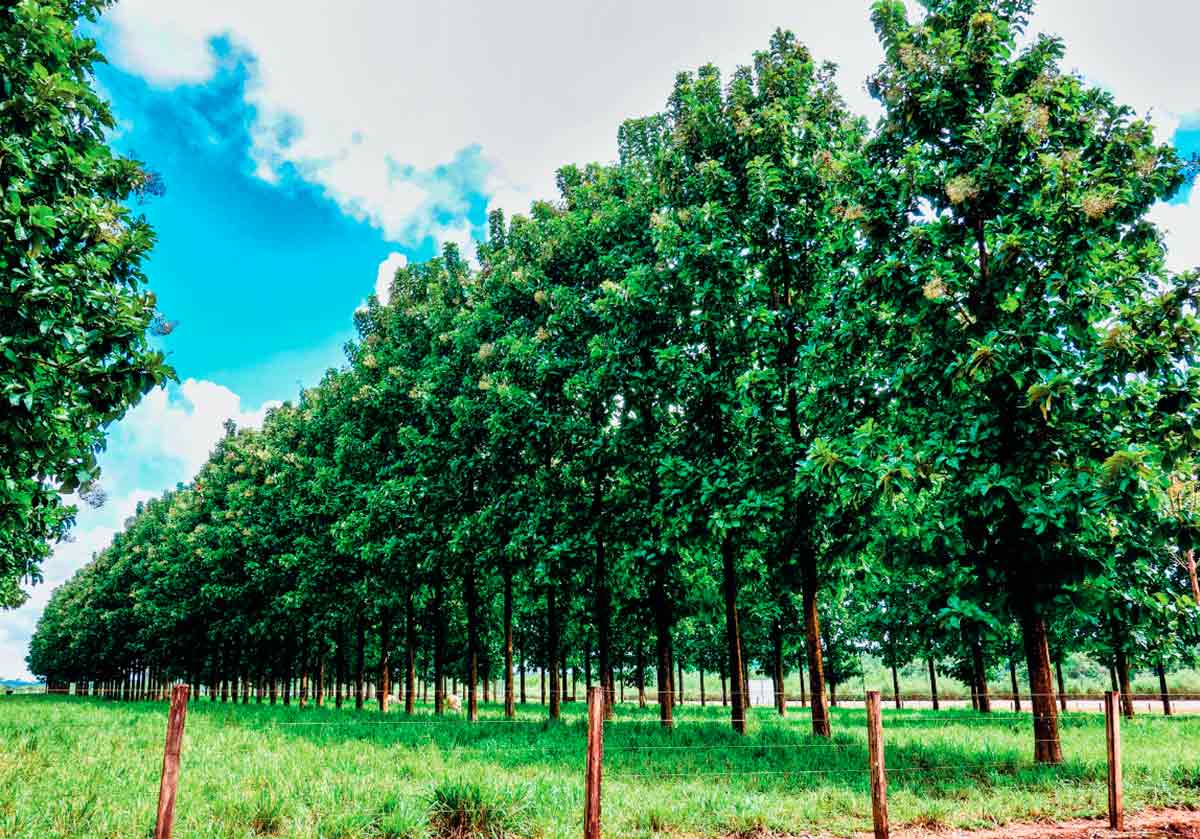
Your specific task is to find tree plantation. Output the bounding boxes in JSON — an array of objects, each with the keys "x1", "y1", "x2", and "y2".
[{"x1": 22, "y1": 0, "x2": 1200, "y2": 774}]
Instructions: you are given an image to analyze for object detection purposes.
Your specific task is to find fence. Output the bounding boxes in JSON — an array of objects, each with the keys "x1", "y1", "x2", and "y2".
[{"x1": 131, "y1": 685, "x2": 1136, "y2": 839}]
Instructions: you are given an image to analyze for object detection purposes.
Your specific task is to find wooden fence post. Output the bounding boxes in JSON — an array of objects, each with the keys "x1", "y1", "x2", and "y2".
[
  {"x1": 584, "y1": 685, "x2": 604, "y2": 839},
  {"x1": 866, "y1": 690, "x2": 889, "y2": 839},
  {"x1": 1105, "y1": 690, "x2": 1123, "y2": 831},
  {"x1": 155, "y1": 684, "x2": 190, "y2": 839}
]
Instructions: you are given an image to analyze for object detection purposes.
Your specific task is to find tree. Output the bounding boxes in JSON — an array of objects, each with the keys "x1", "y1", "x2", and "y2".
[
  {"x1": 851, "y1": 0, "x2": 1194, "y2": 762},
  {"x1": 0, "y1": 0, "x2": 171, "y2": 605}
]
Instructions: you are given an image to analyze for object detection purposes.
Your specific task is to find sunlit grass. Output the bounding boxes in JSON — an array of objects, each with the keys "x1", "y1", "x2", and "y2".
[{"x1": 1, "y1": 695, "x2": 1197, "y2": 838}]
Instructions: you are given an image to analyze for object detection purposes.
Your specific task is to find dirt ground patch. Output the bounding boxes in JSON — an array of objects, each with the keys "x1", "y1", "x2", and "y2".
[{"x1": 722, "y1": 808, "x2": 1200, "y2": 839}]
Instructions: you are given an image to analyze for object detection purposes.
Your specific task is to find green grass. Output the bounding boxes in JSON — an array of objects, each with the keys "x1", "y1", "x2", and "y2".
[{"x1": 1, "y1": 695, "x2": 1198, "y2": 838}]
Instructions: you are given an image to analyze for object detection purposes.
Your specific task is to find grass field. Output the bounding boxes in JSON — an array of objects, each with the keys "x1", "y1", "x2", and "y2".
[{"x1": 1, "y1": 695, "x2": 1199, "y2": 839}]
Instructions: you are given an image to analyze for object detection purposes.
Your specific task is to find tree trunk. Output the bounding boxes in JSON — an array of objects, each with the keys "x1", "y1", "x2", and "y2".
[
  {"x1": 316, "y1": 659, "x2": 325, "y2": 707},
  {"x1": 830, "y1": 681, "x2": 837, "y2": 707},
  {"x1": 1157, "y1": 660, "x2": 1172, "y2": 716},
  {"x1": 503, "y1": 565, "x2": 515, "y2": 719},
  {"x1": 927, "y1": 658, "x2": 939, "y2": 711},
  {"x1": 434, "y1": 579, "x2": 446, "y2": 715},
  {"x1": 797, "y1": 651, "x2": 806, "y2": 707},
  {"x1": 720, "y1": 664, "x2": 728, "y2": 707},
  {"x1": 519, "y1": 647, "x2": 527, "y2": 704},
  {"x1": 335, "y1": 622, "x2": 346, "y2": 710},
  {"x1": 700, "y1": 668, "x2": 706, "y2": 706},
  {"x1": 354, "y1": 615, "x2": 366, "y2": 711},
  {"x1": 721, "y1": 537, "x2": 746, "y2": 734},
  {"x1": 801, "y1": 555, "x2": 831, "y2": 736},
  {"x1": 540, "y1": 667, "x2": 545, "y2": 705},
  {"x1": 1186, "y1": 548, "x2": 1200, "y2": 605},
  {"x1": 405, "y1": 596, "x2": 416, "y2": 715},
  {"x1": 547, "y1": 584, "x2": 560, "y2": 720},
  {"x1": 379, "y1": 610, "x2": 393, "y2": 714},
  {"x1": 677, "y1": 657, "x2": 685, "y2": 707},
  {"x1": 636, "y1": 640, "x2": 646, "y2": 708},
  {"x1": 1009, "y1": 658, "x2": 1021, "y2": 712},
  {"x1": 465, "y1": 567, "x2": 480, "y2": 722},
  {"x1": 891, "y1": 662, "x2": 902, "y2": 710},
  {"x1": 1114, "y1": 641, "x2": 1135, "y2": 719},
  {"x1": 653, "y1": 564, "x2": 673, "y2": 728},
  {"x1": 773, "y1": 621, "x2": 786, "y2": 716},
  {"x1": 1055, "y1": 654, "x2": 1067, "y2": 712},
  {"x1": 1020, "y1": 608, "x2": 1062, "y2": 764},
  {"x1": 971, "y1": 638, "x2": 991, "y2": 713}
]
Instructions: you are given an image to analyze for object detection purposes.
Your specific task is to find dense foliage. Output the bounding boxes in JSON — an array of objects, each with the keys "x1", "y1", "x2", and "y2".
[
  {"x1": 27, "y1": 0, "x2": 1200, "y2": 766},
  {"x1": 0, "y1": 0, "x2": 171, "y2": 606}
]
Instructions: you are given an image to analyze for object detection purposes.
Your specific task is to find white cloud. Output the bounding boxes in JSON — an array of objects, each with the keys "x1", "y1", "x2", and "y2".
[
  {"x1": 374, "y1": 251, "x2": 408, "y2": 305},
  {"x1": 118, "y1": 378, "x2": 281, "y2": 477},
  {"x1": 98, "y1": 1, "x2": 1197, "y2": 260},
  {"x1": 1151, "y1": 183, "x2": 1200, "y2": 274}
]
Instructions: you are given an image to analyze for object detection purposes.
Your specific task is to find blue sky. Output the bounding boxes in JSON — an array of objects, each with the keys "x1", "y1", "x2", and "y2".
[{"x1": 2, "y1": 0, "x2": 1198, "y2": 679}]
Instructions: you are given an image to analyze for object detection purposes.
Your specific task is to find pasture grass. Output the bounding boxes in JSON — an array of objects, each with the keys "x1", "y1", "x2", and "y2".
[{"x1": 1, "y1": 694, "x2": 1198, "y2": 838}]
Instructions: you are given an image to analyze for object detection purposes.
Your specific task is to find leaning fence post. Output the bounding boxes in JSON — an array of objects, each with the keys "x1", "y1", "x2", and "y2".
[
  {"x1": 1104, "y1": 690, "x2": 1123, "y2": 831},
  {"x1": 584, "y1": 685, "x2": 605, "y2": 839},
  {"x1": 155, "y1": 684, "x2": 190, "y2": 839},
  {"x1": 866, "y1": 690, "x2": 889, "y2": 839}
]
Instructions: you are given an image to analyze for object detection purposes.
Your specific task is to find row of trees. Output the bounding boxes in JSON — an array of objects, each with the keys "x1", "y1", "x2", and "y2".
[{"x1": 27, "y1": 0, "x2": 1200, "y2": 765}]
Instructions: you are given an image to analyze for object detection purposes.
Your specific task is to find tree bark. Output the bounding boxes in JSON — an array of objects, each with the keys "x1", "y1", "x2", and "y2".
[
  {"x1": 721, "y1": 536, "x2": 746, "y2": 734},
  {"x1": 1009, "y1": 658, "x2": 1021, "y2": 712},
  {"x1": 1114, "y1": 640, "x2": 1135, "y2": 719},
  {"x1": 378, "y1": 610, "x2": 393, "y2": 714},
  {"x1": 465, "y1": 567, "x2": 480, "y2": 722},
  {"x1": 503, "y1": 565, "x2": 515, "y2": 719},
  {"x1": 636, "y1": 639, "x2": 646, "y2": 708},
  {"x1": 547, "y1": 583, "x2": 560, "y2": 720},
  {"x1": 773, "y1": 621, "x2": 786, "y2": 716},
  {"x1": 1186, "y1": 548, "x2": 1200, "y2": 605},
  {"x1": 801, "y1": 554, "x2": 831, "y2": 736},
  {"x1": 891, "y1": 661, "x2": 902, "y2": 710},
  {"x1": 927, "y1": 657, "x2": 939, "y2": 711},
  {"x1": 652, "y1": 564, "x2": 673, "y2": 727},
  {"x1": 405, "y1": 595, "x2": 416, "y2": 715},
  {"x1": 354, "y1": 615, "x2": 366, "y2": 711},
  {"x1": 1056, "y1": 654, "x2": 1067, "y2": 712},
  {"x1": 971, "y1": 638, "x2": 991, "y2": 713},
  {"x1": 1020, "y1": 609, "x2": 1062, "y2": 764},
  {"x1": 1157, "y1": 660, "x2": 1172, "y2": 716}
]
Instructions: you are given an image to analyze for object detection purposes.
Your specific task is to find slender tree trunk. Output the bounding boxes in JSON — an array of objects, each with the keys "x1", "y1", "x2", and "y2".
[
  {"x1": 1109, "y1": 666, "x2": 1119, "y2": 692},
  {"x1": 1020, "y1": 608, "x2": 1062, "y2": 764},
  {"x1": 801, "y1": 555, "x2": 830, "y2": 736},
  {"x1": 927, "y1": 658, "x2": 939, "y2": 711},
  {"x1": 1114, "y1": 641, "x2": 1135, "y2": 719},
  {"x1": 316, "y1": 659, "x2": 325, "y2": 707},
  {"x1": 379, "y1": 610, "x2": 392, "y2": 714},
  {"x1": 677, "y1": 656, "x2": 684, "y2": 707},
  {"x1": 405, "y1": 596, "x2": 416, "y2": 715},
  {"x1": 971, "y1": 638, "x2": 991, "y2": 713},
  {"x1": 593, "y1": 495, "x2": 614, "y2": 719},
  {"x1": 699, "y1": 668, "x2": 706, "y2": 706},
  {"x1": 465, "y1": 566, "x2": 480, "y2": 722},
  {"x1": 891, "y1": 662, "x2": 902, "y2": 710},
  {"x1": 653, "y1": 564, "x2": 673, "y2": 728},
  {"x1": 354, "y1": 615, "x2": 366, "y2": 711},
  {"x1": 1056, "y1": 655, "x2": 1067, "y2": 712},
  {"x1": 773, "y1": 621, "x2": 786, "y2": 716},
  {"x1": 1186, "y1": 548, "x2": 1200, "y2": 605},
  {"x1": 830, "y1": 681, "x2": 837, "y2": 707},
  {"x1": 1157, "y1": 660, "x2": 1172, "y2": 716},
  {"x1": 335, "y1": 622, "x2": 346, "y2": 710},
  {"x1": 434, "y1": 579, "x2": 446, "y2": 715},
  {"x1": 1009, "y1": 658, "x2": 1021, "y2": 712},
  {"x1": 797, "y1": 651, "x2": 806, "y2": 707},
  {"x1": 547, "y1": 584, "x2": 560, "y2": 720},
  {"x1": 720, "y1": 664, "x2": 728, "y2": 707},
  {"x1": 503, "y1": 565, "x2": 514, "y2": 719},
  {"x1": 519, "y1": 647, "x2": 527, "y2": 705},
  {"x1": 636, "y1": 640, "x2": 646, "y2": 708},
  {"x1": 720, "y1": 537, "x2": 746, "y2": 734},
  {"x1": 540, "y1": 667, "x2": 545, "y2": 705}
]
